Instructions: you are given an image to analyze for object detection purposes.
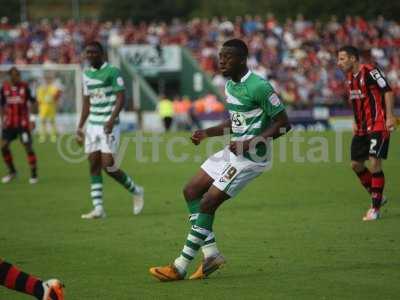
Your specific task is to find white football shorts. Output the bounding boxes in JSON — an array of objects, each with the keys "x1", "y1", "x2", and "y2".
[
  {"x1": 201, "y1": 146, "x2": 269, "y2": 197},
  {"x1": 84, "y1": 124, "x2": 120, "y2": 154}
]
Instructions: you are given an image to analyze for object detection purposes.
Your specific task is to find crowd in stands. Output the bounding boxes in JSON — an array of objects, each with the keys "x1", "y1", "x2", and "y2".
[{"x1": 0, "y1": 15, "x2": 399, "y2": 108}]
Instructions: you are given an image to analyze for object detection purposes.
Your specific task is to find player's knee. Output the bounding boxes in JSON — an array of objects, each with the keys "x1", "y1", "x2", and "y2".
[
  {"x1": 90, "y1": 163, "x2": 101, "y2": 175},
  {"x1": 102, "y1": 162, "x2": 119, "y2": 174},
  {"x1": 1, "y1": 141, "x2": 9, "y2": 151},
  {"x1": 199, "y1": 194, "x2": 217, "y2": 214},
  {"x1": 24, "y1": 144, "x2": 33, "y2": 153},
  {"x1": 0, "y1": 139, "x2": 8, "y2": 148},
  {"x1": 369, "y1": 159, "x2": 381, "y2": 173},
  {"x1": 1, "y1": 145, "x2": 9, "y2": 154},
  {"x1": 350, "y1": 161, "x2": 363, "y2": 172},
  {"x1": 183, "y1": 184, "x2": 198, "y2": 201},
  {"x1": 101, "y1": 164, "x2": 112, "y2": 172}
]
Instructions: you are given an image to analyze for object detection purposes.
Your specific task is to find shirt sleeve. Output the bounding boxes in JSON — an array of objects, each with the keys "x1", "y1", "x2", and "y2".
[
  {"x1": 111, "y1": 68, "x2": 125, "y2": 93},
  {"x1": 255, "y1": 81, "x2": 285, "y2": 118},
  {"x1": 366, "y1": 68, "x2": 392, "y2": 92}
]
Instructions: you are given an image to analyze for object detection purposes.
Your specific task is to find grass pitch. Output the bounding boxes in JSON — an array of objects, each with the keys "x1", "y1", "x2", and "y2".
[{"x1": 1, "y1": 131, "x2": 400, "y2": 300}]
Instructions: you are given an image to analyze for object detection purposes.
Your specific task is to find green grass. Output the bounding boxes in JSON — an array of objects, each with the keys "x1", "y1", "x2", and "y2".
[{"x1": 1, "y1": 131, "x2": 400, "y2": 300}]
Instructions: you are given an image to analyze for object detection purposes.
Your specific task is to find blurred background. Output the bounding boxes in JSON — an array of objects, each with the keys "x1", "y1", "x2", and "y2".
[{"x1": 1, "y1": 0, "x2": 399, "y2": 132}]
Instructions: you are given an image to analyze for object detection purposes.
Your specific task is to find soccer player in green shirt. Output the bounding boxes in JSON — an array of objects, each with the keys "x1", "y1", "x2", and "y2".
[
  {"x1": 76, "y1": 41, "x2": 144, "y2": 219},
  {"x1": 150, "y1": 39, "x2": 291, "y2": 281}
]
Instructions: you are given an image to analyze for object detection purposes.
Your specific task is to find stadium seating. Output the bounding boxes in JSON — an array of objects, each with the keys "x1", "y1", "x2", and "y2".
[{"x1": 0, "y1": 15, "x2": 399, "y2": 107}]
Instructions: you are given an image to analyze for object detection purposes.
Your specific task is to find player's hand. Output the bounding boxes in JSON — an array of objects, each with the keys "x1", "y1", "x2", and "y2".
[
  {"x1": 76, "y1": 128, "x2": 84, "y2": 146},
  {"x1": 29, "y1": 115, "x2": 36, "y2": 131},
  {"x1": 104, "y1": 120, "x2": 114, "y2": 134},
  {"x1": 191, "y1": 130, "x2": 207, "y2": 145},
  {"x1": 386, "y1": 115, "x2": 397, "y2": 132},
  {"x1": 352, "y1": 122, "x2": 358, "y2": 135},
  {"x1": 229, "y1": 139, "x2": 252, "y2": 156}
]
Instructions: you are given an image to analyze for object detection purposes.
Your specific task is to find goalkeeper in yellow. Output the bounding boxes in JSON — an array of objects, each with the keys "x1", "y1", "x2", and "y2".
[{"x1": 36, "y1": 73, "x2": 61, "y2": 143}]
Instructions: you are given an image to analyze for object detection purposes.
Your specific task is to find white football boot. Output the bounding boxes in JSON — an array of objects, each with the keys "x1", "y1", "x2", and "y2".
[
  {"x1": 42, "y1": 278, "x2": 64, "y2": 300},
  {"x1": 2, "y1": 172, "x2": 17, "y2": 183},
  {"x1": 29, "y1": 177, "x2": 39, "y2": 184},
  {"x1": 81, "y1": 207, "x2": 106, "y2": 219},
  {"x1": 362, "y1": 208, "x2": 380, "y2": 221},
  {"x1": 133, "y1": 185, "x2": 144, "y2": 215}
]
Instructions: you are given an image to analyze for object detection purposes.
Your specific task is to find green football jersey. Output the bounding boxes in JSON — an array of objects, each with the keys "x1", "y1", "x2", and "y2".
[
  {"x1": 225, "y1": 71, "x2": 285, "y2": 161},
  {"x1": 83, "y1": 62, "x2": 125, "y2": 126}
]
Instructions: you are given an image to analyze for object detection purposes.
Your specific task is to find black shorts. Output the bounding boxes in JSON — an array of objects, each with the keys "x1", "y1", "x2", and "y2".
[
  {"x1": 1, "y1": 128, "x2": 32, "y2": 144},
  {"x1": 351, "y1": 132, "x2": 390, "y2": 161}
]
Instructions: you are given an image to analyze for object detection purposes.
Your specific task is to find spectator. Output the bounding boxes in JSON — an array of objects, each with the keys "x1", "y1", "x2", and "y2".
[{"x1": 0, "y1": 16, "x2": 399, "y2": 107}]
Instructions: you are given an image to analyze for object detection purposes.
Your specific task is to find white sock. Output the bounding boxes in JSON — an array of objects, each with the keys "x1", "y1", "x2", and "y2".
[
  {"x1": 202, "y1": 243, "x2": 219, "y2": 258},
  {"x1": 94, "y1": 205, "x2": 104, "y2": 213},
  {"x1": 174, "y1": 255, "x2": 190, "y2": 274},
  {"x1": 202, "y1": 232, "x2": 219, "y2": 258}
]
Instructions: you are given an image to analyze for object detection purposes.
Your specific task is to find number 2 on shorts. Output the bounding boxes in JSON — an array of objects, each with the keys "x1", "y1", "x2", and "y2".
[{"x1": 370, "y1": 138, "x2": 377, "y2": 154}]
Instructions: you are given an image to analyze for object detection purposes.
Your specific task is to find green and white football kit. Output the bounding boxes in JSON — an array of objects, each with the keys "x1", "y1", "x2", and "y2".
[
  {"x1": 201, "y1": 71, "x2": 285, "y2": 197},
  {"x1": 83, "y1": 62, "x2": 124, "y2": 154}
]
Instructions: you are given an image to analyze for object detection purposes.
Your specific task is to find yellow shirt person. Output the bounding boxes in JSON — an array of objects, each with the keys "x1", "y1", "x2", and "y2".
[
  {"x1": 36, "y1": 75, "x2": 61, "y2": 143},
  {"x1": 158, "y1": 97, "x2": 174, "y2": 131},
  {"x1": 37, "y1": 84, "x2": 60, "y2": 118}
]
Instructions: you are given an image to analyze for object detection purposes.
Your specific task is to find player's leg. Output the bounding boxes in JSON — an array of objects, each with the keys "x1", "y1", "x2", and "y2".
[
  {"x1": 362, "y1": 132, "x2": 389, "y2": 221},
  {"x1": 179, "y1": 186, "x2": 229, "y2": 276},
  {"x1": 150, "y1": 151, "x2": 268, "y2": 281},
  {"x1": 100, "y1": 126, "x2": 144, "y2": 214},
  {"x1": 49, "y1": 116, "x2": 57, "y2": 143},
  {"x1": 39, "y1": 117, "x2": 47, "y2": 143},
  {"x1": 0, "y1": 258, "x2": 64, "y2": 300},
  {"x1": 1, "y1": 131, "x2": 18, "y2": 183},
  {"x1": 183, "y1": 169, "x2": 220, "y2": 259},
  {"x1": 150, "y1": 185, "x2": 229, "y2": 281},
  {"x1": 183, "y1": 169, "x2": 213, "y2": 219},
  {"x1": 369, "y1": 156, "x2": 384, "y2": 207},
  {"x1": 351, "y1": 159, "x2": 371, "y2": 192},
  {"x1": 81, "y1": 151, "x2": 105, "y2": 219},
  {"x1": 20, "y1": 130, "x2": 38, "y2": 184},
  {"x1": 101, "y1": 152, "x2": 144, "y2": 215},
  {"x1": 350, "y1": 135, "x2": 372, "y2": 193},
  {"x1": 150, "y1": 149, "x2": 232, "y2": 281},
  {"x1": 362, "y1": 157, "x2": 384, "y2": 221},
  {"x1": 189, "y1": 163, "x2": 264, "y2": 279}
]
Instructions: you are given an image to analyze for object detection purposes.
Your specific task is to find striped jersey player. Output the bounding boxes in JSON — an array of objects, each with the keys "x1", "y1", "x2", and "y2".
[
  {"x1": 337, "y1": 45, "x2": 396, "y2": 221},
  {"x1": 150, "y1": 39, "x2": 291, "y2": 281},
  {"x1": 76, "y1": 41, "x2": 144, "y2": 219}
]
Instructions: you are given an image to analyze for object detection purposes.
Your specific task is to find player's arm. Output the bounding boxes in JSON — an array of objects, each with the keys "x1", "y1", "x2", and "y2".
[
  {"x1": 367, "y1": 68, "x2": 396, "y2": 130},
  {"x1": 104, "y1": 91, "x2": 124, "y2": 134},
  {"x1": 384, "y1": 91, "x2": 396, "y2": 131},
  {"x1": 191, "y1": 119, "x2": 231, "y2": 145},
  {"x1": 104, "y1": 69, "x2": 125, "y2": 134},
  {"x1": 259, "y1": 110, "x2": 291, "y2": 140},
  {"x1": 76, "y1": 95, "x2": 90, "y2": 145}
]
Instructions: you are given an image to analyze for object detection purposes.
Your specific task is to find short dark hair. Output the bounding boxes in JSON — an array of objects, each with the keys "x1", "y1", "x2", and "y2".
[
  {"x1": 338, "y1": 45, "x2": 359, "y2": 61},
  {"x1": 222, "y1": 38, "x2": 248, "y2": 58},
  {"x1": 8, "y1": 66, "x2": 19, "y2": 74},
  {"x1": 86, "y1": 41, "x2": 104, "y2": 53}
]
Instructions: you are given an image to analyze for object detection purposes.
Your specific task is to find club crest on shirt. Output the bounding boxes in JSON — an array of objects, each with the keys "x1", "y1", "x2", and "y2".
[{"x1": 269, "y1": 93, "x2": 281, "y2": 106}]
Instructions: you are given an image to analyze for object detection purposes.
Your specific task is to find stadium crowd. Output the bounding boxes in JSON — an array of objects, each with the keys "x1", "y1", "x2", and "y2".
[{"x1": 0, "y1": 15, "x2": 399, "y2": 107}]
